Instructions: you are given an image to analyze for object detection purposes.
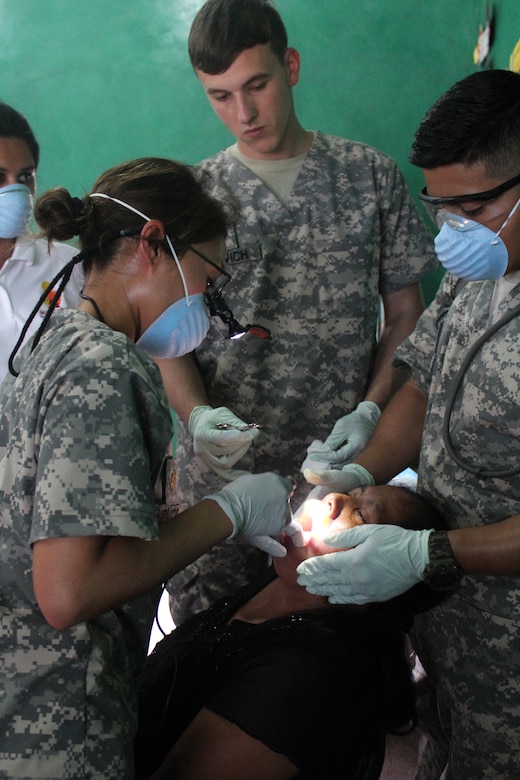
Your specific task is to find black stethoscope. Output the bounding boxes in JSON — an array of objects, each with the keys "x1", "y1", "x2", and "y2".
[{"x1": 442, "y1": 300, "x2": 520, "y2": 478}]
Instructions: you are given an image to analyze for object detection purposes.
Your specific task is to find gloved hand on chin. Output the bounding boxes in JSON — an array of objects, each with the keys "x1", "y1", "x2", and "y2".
[
  {"x1": 301, "y1": 401, "x2": 380, "y2": 480},
  {"x1": 296, "y1": 523, "x2": 433, "y2": 604},
  {"x1": 206, "y1": 473, "x2": 305, "y2": 557},
  {"x1": 189, "y1": 405, "x2": 260, "y2": 481}
]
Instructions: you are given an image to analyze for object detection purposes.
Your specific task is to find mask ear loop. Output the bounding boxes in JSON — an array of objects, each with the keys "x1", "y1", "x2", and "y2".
[
  {"x1": 89, "y1": 192, "x2": 191, "y2": 306},
  {"x1": 491, "y1": 195, "x2": 520, "y2": 245}
]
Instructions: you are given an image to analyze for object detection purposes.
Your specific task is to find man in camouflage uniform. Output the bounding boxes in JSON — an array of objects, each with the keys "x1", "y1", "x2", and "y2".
[
  {"x1": 401, "y1": 270, "x2": 520, "y2": 779},
  {"x1": 298, "y1": 69, "x2": 520, "y2": 778},
  {"x1": 163, "y1": 0, "x2": 438, "y2": 623}
]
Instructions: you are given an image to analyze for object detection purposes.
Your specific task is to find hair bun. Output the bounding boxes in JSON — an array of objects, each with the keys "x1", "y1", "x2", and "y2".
[{"x1": 71, "y1": 196, "x2": 85, "y2": 219}]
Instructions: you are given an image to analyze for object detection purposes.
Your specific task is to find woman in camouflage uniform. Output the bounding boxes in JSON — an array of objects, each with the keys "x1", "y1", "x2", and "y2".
[{"x1": 0, "y1": 157, "x2": 294, "y2": 779}]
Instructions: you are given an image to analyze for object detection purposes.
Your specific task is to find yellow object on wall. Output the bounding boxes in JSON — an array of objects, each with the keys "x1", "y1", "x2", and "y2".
[
  {"x1": 510, "y1": 38, "x2": 520, "y2": 72},
  {"x1": 473, "y1": 21, "x2": 492, "y2": 66}
]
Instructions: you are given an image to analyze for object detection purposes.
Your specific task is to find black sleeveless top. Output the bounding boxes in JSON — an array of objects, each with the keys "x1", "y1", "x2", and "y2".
[{"x1": 134, "y1": 570, "x2": 428, "y2": 779}]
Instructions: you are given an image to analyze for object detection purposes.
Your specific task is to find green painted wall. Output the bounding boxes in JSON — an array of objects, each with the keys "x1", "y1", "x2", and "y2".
[{"x1": 1, "y1": 0, "x2": 520, "y2": 302}]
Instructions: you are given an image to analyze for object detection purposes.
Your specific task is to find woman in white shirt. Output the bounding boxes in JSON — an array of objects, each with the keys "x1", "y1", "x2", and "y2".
[{"x1": 0, "y1": 101, "x2": 81, "y2": 382}]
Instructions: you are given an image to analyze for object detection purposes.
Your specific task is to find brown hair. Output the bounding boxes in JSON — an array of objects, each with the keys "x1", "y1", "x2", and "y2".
[
  {"x1": 34, "y1": 157, "x2": 230, "y2": 274},
  {"x1": 188, "y1": 0, "x2": 288, "y2": 74}
]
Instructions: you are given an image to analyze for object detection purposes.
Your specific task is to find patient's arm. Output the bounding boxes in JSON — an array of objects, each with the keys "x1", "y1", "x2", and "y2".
[{"x1": 148, "y1": 707, "x2": 298, "y2": 780}]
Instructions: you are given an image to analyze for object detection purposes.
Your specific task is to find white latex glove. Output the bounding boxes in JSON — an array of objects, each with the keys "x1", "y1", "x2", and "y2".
[
  {"x1": 206, "y1": 472, "x2": 302, "y2": 557},
  {"x1": 189, "y1": 405, "x2": 260, "y2": 481},
  {"x1": 296, "y1": 524, "x2": 433, "y2": 604},
  {"x1": 301, "y1": 401, "x2": 381, "y2": 475},
  {"x1": 302, "y1": 462, "x2": 375, "y2": 493},
  {"x1": 242, "y1": 516, "x2": 306, "y2": 557}
]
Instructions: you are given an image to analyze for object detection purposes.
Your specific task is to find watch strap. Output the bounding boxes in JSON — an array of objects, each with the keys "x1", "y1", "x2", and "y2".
[{"x1": 422, "y1": 530, "x2": 463, "y2": 591}]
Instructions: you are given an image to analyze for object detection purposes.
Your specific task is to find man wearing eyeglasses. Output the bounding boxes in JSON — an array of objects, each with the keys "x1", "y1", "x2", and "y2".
[{"x1": 299, "y1": 69, "x2": 520, "y2": 779}]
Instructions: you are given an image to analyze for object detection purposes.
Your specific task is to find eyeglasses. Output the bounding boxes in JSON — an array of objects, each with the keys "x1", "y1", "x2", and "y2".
[
  {"x1": 180, "y1": 243, "x2": 248, "y2": 338},
  {"x1": 185, "y1": 242, "x2": 231, "y2": 298},
  {"x1": 433, "y1": 209, "x2": 482, "y2": 232},
  {"x1": 434, "y1": 195, "x2": 520, "y2": 244},
  {"x1": 419, "y1": 172, "x2": 520, "y2": 208},
  {"x1": 185, "y1": 243, "x2": 271, "y2": 341},
  {"x1": 419, "y1": 172, "x2": 520, "y2": 228},
  {"x1": 120, "y1": 228, "x2": 270, "y2": 340}
]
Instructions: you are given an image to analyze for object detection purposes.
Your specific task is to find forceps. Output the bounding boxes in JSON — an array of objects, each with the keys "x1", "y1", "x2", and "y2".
[{"x1": 215, "y1": 423, "x2": 262, "y2": 431}]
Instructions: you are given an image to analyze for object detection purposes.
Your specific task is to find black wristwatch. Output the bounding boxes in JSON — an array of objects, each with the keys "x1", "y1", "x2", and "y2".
[{"x1": 422, "y1": 531, "x2": 463, "y2": 591}]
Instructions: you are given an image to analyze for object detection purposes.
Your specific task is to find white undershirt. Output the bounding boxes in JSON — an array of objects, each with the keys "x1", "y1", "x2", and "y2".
[{"x1": 230, "y1": 143, "x2": 309, "y2": 204}]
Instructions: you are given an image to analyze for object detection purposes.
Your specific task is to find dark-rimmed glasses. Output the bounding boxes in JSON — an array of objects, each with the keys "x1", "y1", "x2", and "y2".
[
  {"x1": 120, "y1": 228, "x2": 270, "y2": 340},
  {"x1": 418, "y1": 172, "x2": 520, "y2": 207},
  {"x1": 178, "y1": 243, "x2": 250, "y2": 338},
  {"x1": 419, "y1": 172, "x2": 520, "y2": 229},
  {"x1": 183, "y1": 242, "x2": 231, "y2": 298}
]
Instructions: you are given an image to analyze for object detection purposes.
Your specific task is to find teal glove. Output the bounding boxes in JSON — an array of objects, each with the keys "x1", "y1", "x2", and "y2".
[
  {"x1": 296, "y1": 524, "x2": 433, "y2": 604},
  {"x1": 206, "y1": 473, "x2": 299, "y2": 557},
  {"x1": 189, "y1": 405, "x2": 260, "y2": 481},
  {"x1": 301, "y1": 401, "x2": 380, "y2": 476},
  {"x1": 302, "y1": 462, "x2": 375, "y2": 493}
]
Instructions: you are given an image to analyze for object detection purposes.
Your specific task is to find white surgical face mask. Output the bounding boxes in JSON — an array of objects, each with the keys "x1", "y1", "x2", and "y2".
[
  {"x1": 89, "y1": 191, "x2": 209, "y2": 356},
  {"x1": 0, "y1": 183, "x2": 33, "y2": 238},
  {"x1": 434, "y1": 196, "x2": 520, "y2": 281}
]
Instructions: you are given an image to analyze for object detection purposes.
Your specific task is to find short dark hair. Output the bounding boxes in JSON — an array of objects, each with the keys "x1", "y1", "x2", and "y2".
[
  {"x1": 409, "y1": 69, "x2": 520, "y2": 177},
  {"x1": 188, "y1": 0, "x2": 288, "y2": 74},
  {"x1": 0, "y1": 101, "x2": 40, "y2": 168}
]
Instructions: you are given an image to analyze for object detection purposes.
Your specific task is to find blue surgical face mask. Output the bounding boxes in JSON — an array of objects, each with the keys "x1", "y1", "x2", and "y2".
[
  {"x1": 89, "y1": 191, "x2": 210, "y2": 357},
  {"x1": 0, "y1": 183, "x2": 33, "y2": 238},
  {"x1": 136, "y1": 293, "x2": 210, "y2": 358},
  {"x1": 434, "y1": 196, "x2": 520, "y2": 281}
]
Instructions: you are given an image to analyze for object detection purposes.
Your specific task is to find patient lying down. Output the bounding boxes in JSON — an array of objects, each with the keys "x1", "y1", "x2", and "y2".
[{"x1": 135, "y1": 485, "x2": 442, "y2": 780}]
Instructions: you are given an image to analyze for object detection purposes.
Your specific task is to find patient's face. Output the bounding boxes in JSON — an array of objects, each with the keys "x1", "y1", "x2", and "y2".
[{"x1": 275, "y1": 485, "x2": 423, "y2": 583}]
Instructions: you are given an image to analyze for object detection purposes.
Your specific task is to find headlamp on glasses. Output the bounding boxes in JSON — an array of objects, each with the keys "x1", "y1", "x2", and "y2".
[
  {"x1": 185, "y1": 242, "x2": 271, "y2": 341},
  {"x1": 119, "y1": 227, "x2": 271, "y2": 339}
]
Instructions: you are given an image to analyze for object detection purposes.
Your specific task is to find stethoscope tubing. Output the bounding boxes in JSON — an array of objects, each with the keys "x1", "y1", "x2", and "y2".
[{"x1": 442, "y1": 301, "x2": 520, "y2": 478}]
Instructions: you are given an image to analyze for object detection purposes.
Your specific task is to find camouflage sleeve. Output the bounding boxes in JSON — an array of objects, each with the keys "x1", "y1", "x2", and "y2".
[
  {"x1": 394, "y1": 272, "x2": 460, "y2": 395},
  {"x1": 31, "y1": 356, "x2": 170, "y2": 543},
  {"x1": 374, "y1": 154, "x2": 439, "y2": 295}
]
